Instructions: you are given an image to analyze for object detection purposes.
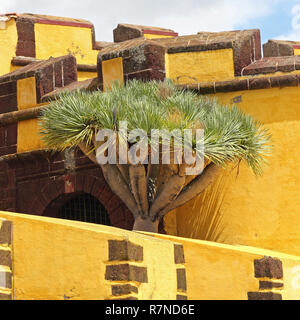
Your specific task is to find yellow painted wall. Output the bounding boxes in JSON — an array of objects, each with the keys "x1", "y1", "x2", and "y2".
[
  {"x1": 148, "y1": 233, "x2": 300, "y2": 300},
  {"x1": 17, "y1": 77, "x2": 37, "y2": 110},
  {"x1": 1, "y1": 209, "x2": 300, "y2": 300},
  {"x1": 78, "y1": 71, "x2": 97, "y2": 81},
  {"x1": 17, "y1": 119, "x2": 45, "y2": 153},
  {"x1": 165, "y1": 49, "x2": 235, "y2": 84},
  {"x1": 0, "y1": 19, "x2": 18, "y2": 77},
  {"x1": 144, "y1": 34, "x2": 175, "y2": 40},
  {"x1": 211, "y1": 86, "x2": 300, "y2": 124},
  {"x1": 102, "y1": 57, "x2": 124, "y2": 91},
  {"x1": 294, "y1": 48, "x2": 300, "y2": 55},
  {"x1": 0, "y1": 211, "x2": 179, "y2": 300},
  {"x1": 34, "y1": 23, "x2": 98, "y2": 65},
  {"x1": 164, "y1": 85, "x2": 300, "y2": 257}
]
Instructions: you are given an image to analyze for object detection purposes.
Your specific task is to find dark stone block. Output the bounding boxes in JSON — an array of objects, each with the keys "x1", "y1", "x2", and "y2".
[
  {"x1": 0, "y1": 94, "x2": 18, "y2": 114},
  {"x1": 174, "y1": 244, "x2": 185, "y2": 264},
  {"x1": 0, "y1": 221, "x2": 12, "y2": 245},
  {"x1": 270, "y1": 75, "x2": 299, "y2": 88},
  {"x1": 16, "y1": 18, "x2": 35, "y2": 42},
  {"x1": 177, "y1": 268, "x2": 187, "y2": 292},
  {"x1": 16, "y1": 40, "x2": 36, "y2": 58},
  {"x1": 198, "y1": 83, "x2": 216, "y2": 94},
  {"x1": 0, "y1": 81, "x2": 17, "y2": 97},
  {"x1": 233, "y1": 29, "x2": 261, "y2": 76},
  {"x1": 108, "y1": 240, "x2": 143, "y2": 262},
  {"x1": 54, "y1": 61, "x2": 63, "y2": 88},
  {"x1": 249, "y1": 77, "x2": 271, "y2": 90},
  {"x1": 259, "y1": 281, "x2": 284, "y2": 290},
  {"x1": 126, "y1": 69, "x2": 165, "y2": 82},
  {"x1": 0, "y1": 145, "x2": 17, "y2": 157},
  {"x1": 5, "y1": 124, "x2": 18, "y2": 147},
  {"x1": 63, "y1": 56, "x2": 78, "y2": 86},
  {"x1": 105, "y1": 264, "x2": 148, "y2": 283},
  {"x1": 248, "y1": 292, "x2": 282, "y2": 300},
  {"x1": 112, "y1": 284, "x2": 138, "y2": 296},
  {"x1": 177, "y1": 295, "x2": 188, "y2": 300},
  {"x1": 215, "y1": 79, "x2": 248, "y2": 93},
  {"x1": 113, "y1": 25, "x2": 143, "y2": 43},
  {"x1": 254, "y1": 256, "x2": 283, "y2": 279},
  {"x1": 0, "y1": 250, "x2": 11, "y2": 268}
]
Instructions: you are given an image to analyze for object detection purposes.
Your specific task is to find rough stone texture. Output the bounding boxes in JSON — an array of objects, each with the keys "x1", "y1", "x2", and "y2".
[
  {"x1": 0, "y1": 250, "x2": 12, "y2": 268},
  {"x1": 105, "y1": 264, "x2": 148, "y2": 283},
  {"x1": 0, "y1": 93, "x2": 17, "y2": 114},
  {"x1": 0, "y1": 81, "x2": 17, "y2": 97},
  {"x1": 16, "y1": 17, "x2": 36, "y2": 57},
  {"x1": 108, "y1": 240, "x2": 143, "y2": 262},
  {"x1": 176, "y1": 295, "x2": 188, "y2": 300},
  {"x1": 0, "y1": 149, "x2": 135, "y2": 231},
  {"x1": 0, "y1": 55, "x2": 78, "y2": 104},
  {"x1": 263, "y1": 40, "x2": 295, "y2": 57},
  {"x1": 174, "y1": 244, "x2": 185, "y2": 264},
  {"x1": 112, "y1": 284, "x2": 138, "y2": 296},
  {"x1": 180, "y1": 73, "x2": 300, "y2": 94},
  {"x1": 155, "y1": 29, "x2": 261, "y2": 76},
  {"x1": 14, "y1": 13, "x2": 94, "y2": 28},
  {"x1": 259, "y1": 281, "x2": 284, "y2": 290},
  {"x1": 254, "y1": 256, "x2": 283, "y2": 279},
  {"x1": 242, "y1": 56, "x2": 300, "y2": 76},
  {"x1": 248, "y1": 292, "x2": 282, "y2": 300},
  {"x1": 13, "y1": 13, "x2": 97, "y2": 58},
  {"x1": 42, "y1": 78, "x2": 99, "y2": 102},
  {"x1": 98, "y1": 38, "x2": 166, "y2": 86},
  {"x1": 0, "y1": 221, "x2": 12, "y2": 245},
  {"x1": 176, "y1": 268, "x2": 187, "y2": 292},
  {"x1": 113, "y1": 23, "x2": 177, "y2": 43}
]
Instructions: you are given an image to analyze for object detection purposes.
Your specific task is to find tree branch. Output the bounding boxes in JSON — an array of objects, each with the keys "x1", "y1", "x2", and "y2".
[
  {"x1": 129, "y1": 164, "x2": 149, "y2": 218},
  {"x1": 100, "y1": 163, "x2": 140, "y2": 218},
  {"x1": 158, "y1": 163, "x2": 221, "y2": 218}
]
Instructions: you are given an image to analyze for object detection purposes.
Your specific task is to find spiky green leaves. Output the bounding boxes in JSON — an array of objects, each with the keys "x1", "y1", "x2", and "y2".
[{"x1": 39, "y1": 79, "x2": 271, "y2": 175}]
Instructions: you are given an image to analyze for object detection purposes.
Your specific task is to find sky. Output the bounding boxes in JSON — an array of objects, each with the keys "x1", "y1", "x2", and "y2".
[{"x1": 1, "y1": 0, "x2": 300, "y2": 45}]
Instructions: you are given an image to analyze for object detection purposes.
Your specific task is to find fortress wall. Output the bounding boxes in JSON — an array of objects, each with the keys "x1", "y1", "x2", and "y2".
[
  {"x1": 145, "y1": 232, "x2": 300, "y2": 300},
  {"x1": 0, "y1": 211, "x2": 183, "y2": 300},
  {"x1": 1, "y1": 209, "x2": 300, "y2": 300},
  {"x1": 0, "y1": 219, "x2": 13, "y2": 300},
  {"x1": 169, "y1": 88, "x2": 300, "y2": 256}
]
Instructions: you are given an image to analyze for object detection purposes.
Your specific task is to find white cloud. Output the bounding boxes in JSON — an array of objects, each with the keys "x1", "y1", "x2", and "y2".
[
  {"x1": 0, "y1": 0, "x2": 16, "y2": 14},
  {"x1": 0, "y1": 0, "x2": 282, "y2": 41},
  {"x1": 276, "y1": 4, "x2": 300, "y2": 40}
]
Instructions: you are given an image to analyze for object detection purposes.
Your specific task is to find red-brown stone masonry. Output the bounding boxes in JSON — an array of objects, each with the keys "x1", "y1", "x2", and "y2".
[
  {"x1": 0, "y1": 148, "x2": 167, "y2": 232},
  {"x1": 16, "y1": 18, "x2": 36, "y2": 58},
  {"x1": 0, "y1": 161, "x2": 16, "y2": 211},
  {"x1": 0, "y1": 124, "x2": 17, "y2": 157},
  {"x1": 0, "y1": 149, "x2": 134, "y2": 230}
]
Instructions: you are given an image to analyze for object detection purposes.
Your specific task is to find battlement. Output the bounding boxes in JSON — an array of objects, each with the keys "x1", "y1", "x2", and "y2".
[{"x1": 1, "y1": 15, "x2": 300, "y2": 301}]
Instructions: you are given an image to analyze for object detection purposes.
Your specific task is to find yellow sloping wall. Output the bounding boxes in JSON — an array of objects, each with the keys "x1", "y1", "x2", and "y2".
[
  {"x1": 0, "y1": 19, "x2": 18, "y2": 77},
  {"x1": 146, "y1": 232, "x2": 300, "y2": 300},
  {"x1": 34, "y1": 23, "x2": 98, "y2": 65},
  {"x1": 165, "y1": 49, "x2": 235, "y2": 84},
  {"x1": 0, "y1": 211, "x2": 178, "y2": 300},
  {"x1": 165, "y1": 85, "x2": 300, "y2": 257}
]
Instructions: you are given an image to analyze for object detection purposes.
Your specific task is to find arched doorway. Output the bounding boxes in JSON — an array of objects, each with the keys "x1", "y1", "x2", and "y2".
[{"x1": 43, "y1": 192, "x2": 111, "y2": 226}]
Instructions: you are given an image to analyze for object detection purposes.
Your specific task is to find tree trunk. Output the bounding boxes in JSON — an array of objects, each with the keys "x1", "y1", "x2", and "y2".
[{"x1": 132, "y1": 216, "x2": 159, "y2": 233}]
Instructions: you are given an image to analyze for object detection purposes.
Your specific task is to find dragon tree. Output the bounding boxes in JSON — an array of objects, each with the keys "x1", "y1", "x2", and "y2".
[{"x1": 39, "y1": 80, "x2": 271, "y2": 233}]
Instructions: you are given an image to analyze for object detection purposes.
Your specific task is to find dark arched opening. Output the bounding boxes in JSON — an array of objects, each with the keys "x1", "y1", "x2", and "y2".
[{"x1": 43, "y1": 192, "x2": 111, "y2": 226}]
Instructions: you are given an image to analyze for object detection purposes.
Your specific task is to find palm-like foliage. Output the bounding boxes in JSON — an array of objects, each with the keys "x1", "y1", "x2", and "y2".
[{"x1": 39, "y1": 80, "x2": 271, "y2": 232}]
